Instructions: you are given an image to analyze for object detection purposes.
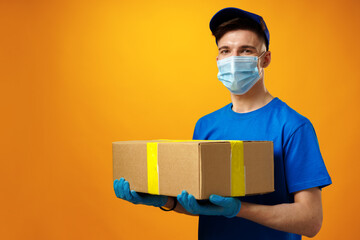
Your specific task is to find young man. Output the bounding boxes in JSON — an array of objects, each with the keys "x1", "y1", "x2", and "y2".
[{"x1": 113, "y1": 7, "x2": 332, "y2": 239}]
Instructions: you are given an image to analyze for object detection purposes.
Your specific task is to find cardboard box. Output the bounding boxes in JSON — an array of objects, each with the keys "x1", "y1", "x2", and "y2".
[{"x1": 112, "y1": 140, "x2": 274, "y2": 199}]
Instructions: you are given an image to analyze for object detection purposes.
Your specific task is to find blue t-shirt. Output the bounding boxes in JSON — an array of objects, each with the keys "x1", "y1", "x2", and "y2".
[{"x1": 193, "y1": 97, "x2": 332, "y2": 240}]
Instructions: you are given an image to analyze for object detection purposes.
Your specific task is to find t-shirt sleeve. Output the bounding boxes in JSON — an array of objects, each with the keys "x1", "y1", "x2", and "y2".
[
  {"x1": 192, "y1": 118, "x2": 202, "y2": 140},
  {"x1": 284, "y1": 121, "x2": 332, "y2": 193}
]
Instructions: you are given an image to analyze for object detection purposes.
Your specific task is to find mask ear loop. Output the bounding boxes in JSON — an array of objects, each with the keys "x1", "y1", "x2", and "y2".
[{"x1": 258, "y1": 51, "x2": 266, "y2": 76}]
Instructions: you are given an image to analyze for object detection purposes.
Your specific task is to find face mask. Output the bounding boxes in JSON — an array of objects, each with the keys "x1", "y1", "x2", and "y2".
[{"x1": 217, "y1": 52, "x2": 265, "y2": 95}]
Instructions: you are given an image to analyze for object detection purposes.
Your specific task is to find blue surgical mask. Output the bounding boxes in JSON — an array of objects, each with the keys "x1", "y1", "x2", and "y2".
[{"x1": 217, "y1": 53, "x2": 265, "y2": 95}]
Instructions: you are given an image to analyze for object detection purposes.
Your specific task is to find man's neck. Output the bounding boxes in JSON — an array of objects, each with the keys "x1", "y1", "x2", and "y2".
[{"x1": 230, "y1": 79, "x2": 274, "y2": 113}]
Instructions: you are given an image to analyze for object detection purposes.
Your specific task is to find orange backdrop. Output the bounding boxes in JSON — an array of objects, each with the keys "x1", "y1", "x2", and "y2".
[{"x1": 1, "y1": 0, "x2": 359, "y2": 239}]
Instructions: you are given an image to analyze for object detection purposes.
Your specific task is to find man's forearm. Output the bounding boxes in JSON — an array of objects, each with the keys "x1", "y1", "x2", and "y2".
[
  {"x1": 163, "y1": 197, "x2": 197, "y2": 216},
  {"x1": 237, "y1": 188, "x2": 323, "y2": 238}
]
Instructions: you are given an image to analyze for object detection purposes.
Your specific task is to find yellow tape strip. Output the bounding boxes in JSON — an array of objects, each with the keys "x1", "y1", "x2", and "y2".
[
  {"x1": 147, "y1": 142, "x2": 159, "y2": 195},
  {"x1": 230, "y1": 141, "x2": 245, "y2": 196}
]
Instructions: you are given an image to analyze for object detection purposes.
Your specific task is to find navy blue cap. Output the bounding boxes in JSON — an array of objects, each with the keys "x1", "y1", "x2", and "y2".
[{"x1": 209, "y1": 7, "x2": 270, "y2": 50}]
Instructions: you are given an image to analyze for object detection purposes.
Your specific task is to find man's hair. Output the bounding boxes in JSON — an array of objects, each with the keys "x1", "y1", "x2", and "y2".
[{"x1": 213, "y1": 17, "x2": 268, "y2": 51}]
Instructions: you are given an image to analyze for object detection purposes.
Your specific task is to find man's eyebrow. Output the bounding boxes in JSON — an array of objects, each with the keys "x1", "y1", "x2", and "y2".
[
  {"x1": 218, "y1": 45, "x2": 258, "y2": 51},
  {"x1": 240, "y1": 45, "x2": 257, "y2": 50},
  {"x1": 218, "y1": 46, "x2": 229, "y2": 50}
]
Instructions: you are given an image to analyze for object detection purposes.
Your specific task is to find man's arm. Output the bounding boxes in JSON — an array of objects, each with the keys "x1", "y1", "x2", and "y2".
[
  {"x1": 237, "y1": 187, "x2": 323, "y2": 238},
  {"x1": 171, "y1": 187, "x2": 323, "y2": 238},
  {"x1": 162, "y1": 196, "x2": 197, "y2": 216}
]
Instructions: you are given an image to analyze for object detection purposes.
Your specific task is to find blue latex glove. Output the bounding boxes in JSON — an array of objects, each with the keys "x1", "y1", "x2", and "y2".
[
  {"x1": 177, "y1": 190, "x2": 241, "y2": 218},
  {"x1": 114, "y1": 178, "x2": 168, "y2": 207}
]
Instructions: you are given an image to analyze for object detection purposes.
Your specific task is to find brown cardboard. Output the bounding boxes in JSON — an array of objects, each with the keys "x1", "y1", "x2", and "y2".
[{"x1": 112, "y1": 140, "x2": 274, "y2": 199}]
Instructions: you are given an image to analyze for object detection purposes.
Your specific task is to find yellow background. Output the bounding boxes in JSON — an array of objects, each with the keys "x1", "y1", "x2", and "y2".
[{"x1": 1, "y1": 0, "x2": 359, "y2": 239}]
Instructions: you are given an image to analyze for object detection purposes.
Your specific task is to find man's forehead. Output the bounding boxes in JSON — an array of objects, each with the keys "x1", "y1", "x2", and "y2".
[{"x1": 217, "y1": 30, "x2": 264, "y2": 50}]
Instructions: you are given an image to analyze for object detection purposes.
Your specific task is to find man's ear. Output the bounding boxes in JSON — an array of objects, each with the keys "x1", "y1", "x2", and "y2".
[
  {"x1": 216, "y1": 56, "x2": 218, "y2": 61},
  {"x1": 262, "y1": 51, "x2": 271, "y2": 68}
]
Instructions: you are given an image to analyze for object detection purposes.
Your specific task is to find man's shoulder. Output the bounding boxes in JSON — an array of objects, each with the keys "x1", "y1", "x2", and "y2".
[
  {"x1": 192, "y1": 103, "x2": 231, "y2": 140},
  {"x1": 275, "y1": 99, "x2": 312, "y2": 131},
  {"x1": 196, "y1": 103, "x2": 231, "y2": 123}
]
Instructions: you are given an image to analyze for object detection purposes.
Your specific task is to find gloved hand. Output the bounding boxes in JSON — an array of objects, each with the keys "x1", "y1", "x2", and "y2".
[
  {"x1": 114, "y1": 178, "x2": 168, "y2": 207},
  {"x1": 177, "y1": 190, "x2": 241, "y2": 218}
]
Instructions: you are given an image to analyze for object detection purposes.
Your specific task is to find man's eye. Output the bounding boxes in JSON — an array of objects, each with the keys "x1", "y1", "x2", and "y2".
[{"x1": 220, "y1": 50, "x2": 229, "y2": 54}]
